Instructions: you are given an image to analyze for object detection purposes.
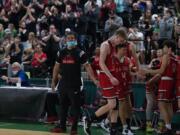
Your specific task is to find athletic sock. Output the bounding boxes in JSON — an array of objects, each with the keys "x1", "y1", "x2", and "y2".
[{"x1": 165, "y1": 124, "x2": 171, "y2": 130}]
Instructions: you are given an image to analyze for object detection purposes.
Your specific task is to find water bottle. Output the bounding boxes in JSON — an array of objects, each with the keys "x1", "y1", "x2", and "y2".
[
  {"x1": 16, "y1": 79, "x2": 21, "y2": 88},
  {"x1": 46, "y1": 72, "x2": 50, "y2": 87}
]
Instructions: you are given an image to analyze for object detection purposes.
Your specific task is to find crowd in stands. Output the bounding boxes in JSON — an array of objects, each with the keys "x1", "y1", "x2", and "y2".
[{"x1": 0, "y1": 0, "x2": 179, "y2": 78}]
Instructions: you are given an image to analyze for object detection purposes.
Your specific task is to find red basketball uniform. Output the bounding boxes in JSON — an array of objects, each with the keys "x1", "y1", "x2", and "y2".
[
  {"x1": 158, "y1": 54, "x2": 177, "y2": 101},
  {"x1": 99, "y1": 41, "x2": 117, "y2": 99},
  {"x1": 176, "y1": 56, "x2": 180, "y2": 98},
  {"x1": 125, "y1": 43, "x2": 134, "y2": 92},
  {"x1": 91, "y1": 55, "x2": 100, "y2": 79},
  {"x1": 114, "y1": 56, "x2": 131, "y2": 100}
]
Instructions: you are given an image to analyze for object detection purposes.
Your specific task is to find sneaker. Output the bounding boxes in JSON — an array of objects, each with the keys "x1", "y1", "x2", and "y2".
[
  {"x1": 100, "y1": 120, "x2": 110, "y2": 133},
  {"x1": 177, "y1": 110, "x2": 180, "y2": 113},
  {"x1": 122, "y1": 129, "x2": 134, "y2": 135},
  {"x1": 83, "y1": 116, "x2": 91, "y2": 135},
  {"x1": 156, "y1": 124, "x2": 172, "y2": 135},
  {"x1": 155, "y1": 121, "x2": 164, "y2": 132},
  {"x1": 50, "y1": 125, "x2": 66, "y2": 133},
  {"x1": 146, "y1": 121, "x2": 154, "y2": 133},
  {"x1": 70, "y1": 130, "x2": 78, "y2": 135},
  {"x1": 44, "y1": 116, "x2": 59, "y2": 124}
]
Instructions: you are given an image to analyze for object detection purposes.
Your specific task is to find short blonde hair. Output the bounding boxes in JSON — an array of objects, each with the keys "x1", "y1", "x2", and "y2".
[
  {"x1": 114, "y1": 27, "x2": 127, "y2": 40},
  {"x1": 12, "y1": 62, "x2": 21, "y2": 69}
]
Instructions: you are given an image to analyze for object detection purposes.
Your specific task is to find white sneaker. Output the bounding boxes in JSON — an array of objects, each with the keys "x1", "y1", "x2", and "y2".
[
  {"x1": 100, "y1": 120, "x2": 110, "y2": 133},
  {"x1": 122, "y1": 129, "x2": 134, "y2": 135}
]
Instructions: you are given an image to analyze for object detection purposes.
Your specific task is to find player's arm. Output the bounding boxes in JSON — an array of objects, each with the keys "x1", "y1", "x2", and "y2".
[
  {"x1": 52, "y1": 51, "x2": 61, "y2": 91},
  {"x1": 84, "y1": 63, "x2": 99, "y2": 86},
  {"x1": 99, "y1": 42, "x2": 114, "y2": 79},
  {"x1": 52, "y1": 62, "x2": 60, "y2": 91},
  {"x1": 144, "y1": 54, "x2": 168, "y2": 76},
  {"x1": 99, "y1": 42, "x2": 119, "y2": 85},
  {"x1": 130, "y1": 43, "x2": 140, "y2": 71}
]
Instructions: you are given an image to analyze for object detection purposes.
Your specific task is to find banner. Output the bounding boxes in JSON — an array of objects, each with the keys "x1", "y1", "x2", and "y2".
[{"x1": 0, "y1": 87, "x2": 49, "y2": 121}]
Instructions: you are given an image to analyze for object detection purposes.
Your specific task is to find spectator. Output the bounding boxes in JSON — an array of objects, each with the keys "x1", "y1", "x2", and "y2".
[
  {"x1": 48, "y1": 6, "x2": 61, "y2": 32},
  {"x1": 31, "y1": 44, "x2": 47, "y2": 68},
  {"x1": 100, "y1": 0, "x2": 116, "y2": 25},
  {"x1": 30, "y1": 0, "x2": 44, "y2": 18},
  {"x1": 159, "y1": 9, "x2": 174, "y2": 39},
  {"x1": 131, "y1": 3, "x2": 142, "y2": 25},
  {"x1": 0, "y1": 24, "x2": 5, "y2": 40},
  {"x1": 8, "y1": 23, "x2": 17, "y2": 37},
  {"x1": 114, "y1": 0, "x2": 132, "y2": 27},
  {"x1": 84, "y1": 0, "x2": 100, "y2": 57},
  {"x1": 20, "y1": 6, "x2": 36, "y2": 33},
  {"x1": 22, "y1": 49, "x2": 33, "y2": 71},
  {"x1": 1, "y1": 62, "x2": 30, "y2": 87},
  {"x1": 8, "y1": 36, "x2": 23, "y2": 64},
  {"x1": 60, "y1": 4, "x2": 76, "y2": 34},
  {"x1": 0, "y1": 8, "x2": 9, "y2": 28},
  {"x1": 128, "y1": 26, "x2": 144, "y2": 52},
  {"x1": 25, "y1": 32, "x2": 37, "y2": 52},
  {"x1": 18, "y1": 21, "x2": 28, "y2": 47},
  {"x1": 38, "y1": 7, "x2": 51, "y2": 31},
  {"x1": 104, "y1": 10, "x2": 123, "y2": 37},
  {"x1": 42, "y1": 25, "x2": 60, "y2": 72}
]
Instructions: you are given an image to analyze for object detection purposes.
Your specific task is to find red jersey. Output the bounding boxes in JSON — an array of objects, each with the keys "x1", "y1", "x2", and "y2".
[
  {"x1": 99, "y1": 40, "x2": 117, "y2": 98},
  {"x1": 158, "y1": 54, "x2": 177, "y2": 101},
  {"x1": 161, "y1": 54, "x2": 177, "y2": 78},
  {"x1": 114, "y1": 56, "x2": 131, "y2": 89},
  {"x1": 103, "y1": 40, "x2": 116, "y2": 72},
  {"x1": 91, "y1": 55, "x2": 100, "y2": 78},
  {"x1": 113, "y1": 56, "x2": 131, "y2": 100},
  {"x1": 176, "y1": 56, "x2": 180, "y2": 80},
  {"x1": 176, "y1": 56, "x2": 180, "y2": 97}
]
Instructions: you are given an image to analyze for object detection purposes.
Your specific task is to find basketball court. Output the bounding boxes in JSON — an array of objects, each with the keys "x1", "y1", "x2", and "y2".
[{"x1": 0, "y1": 129, "x2": 64, "y2": 135}]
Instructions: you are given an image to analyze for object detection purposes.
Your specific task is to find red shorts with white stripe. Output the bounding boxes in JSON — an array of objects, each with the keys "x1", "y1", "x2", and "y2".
[
  {"x1": 116, "y1": 83, "x2": 130, "y2": 101},
  {"x1": 99, "y1": 72, "x2": 117, "y2": 99},
  {"x1": 157, "y1": 80, "x2": 174, "y2": 101},
  {"x1": 176, "y1": 79, "x2": 180, "y2": 98}
]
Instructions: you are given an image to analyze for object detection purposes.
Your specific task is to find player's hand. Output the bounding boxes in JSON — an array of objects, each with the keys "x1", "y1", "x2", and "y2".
[
  {"x1": 138, "y1": 68, "x2": 147, "y2": 76},
  {"x1": 110, "y1": 76, "x2": 119, "y2": 86}
]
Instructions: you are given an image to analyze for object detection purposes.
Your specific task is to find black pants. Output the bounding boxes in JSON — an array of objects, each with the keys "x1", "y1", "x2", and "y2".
[
  {"x1": 59, "y1": 87, "x2": 81, "y2": 130},
  {"x1": 45, "y1": 92, "x2": 59, "y2": 118}
]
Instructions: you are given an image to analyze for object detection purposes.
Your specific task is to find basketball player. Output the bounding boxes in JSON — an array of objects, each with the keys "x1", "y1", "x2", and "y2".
[
  {"x1": 140, "y1": 40, "x2": 177, "y2": 134},
  {"x1": 83, "y1": 28, "x2": 127, "y2": 135}
]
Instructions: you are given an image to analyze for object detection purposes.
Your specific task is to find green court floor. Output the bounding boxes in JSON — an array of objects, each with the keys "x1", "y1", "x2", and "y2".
[{"x1": 0, "y1": 121, "x2": 178, "y2": 135}]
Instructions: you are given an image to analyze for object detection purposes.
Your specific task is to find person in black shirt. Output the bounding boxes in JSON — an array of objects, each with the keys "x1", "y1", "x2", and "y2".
[
  {"x1": 42, "y1": 25, "x2": 60, "y2": 73},
  {"x1": 51, "y1": 32, "x2": 98, "y2": 135},
  {"x1": 9, "y1": 36, "x2": 23, "y2": 64}
]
